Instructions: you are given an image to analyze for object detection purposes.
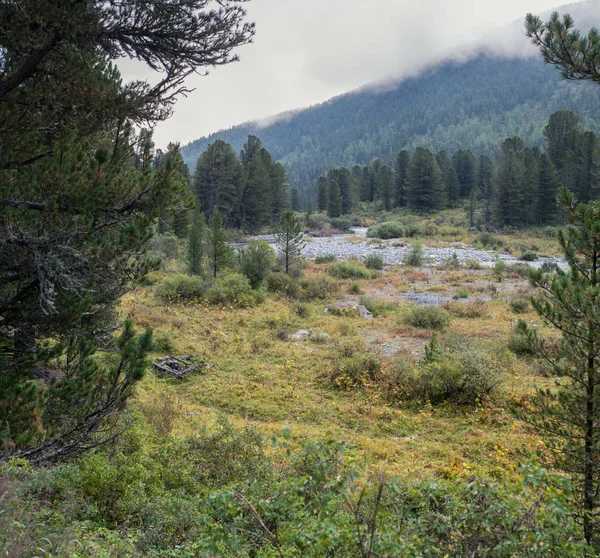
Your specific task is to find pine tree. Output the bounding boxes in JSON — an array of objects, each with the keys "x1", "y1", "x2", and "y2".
[
  {"x1": 378, "y1": 165, "x2": 394, "y2": 211},
  {"x1": 241, "y1": 151, "x2": 270, "y2": 232},
  {"x1": 468, "y1": 188, "x2": 477, "y2": 228},
  {"x1": 406, "y1": 147, "x2": 444, "y2": 211},
  {"x1": 518, "y1": 189, "x2": 600, "y2": 547},
  {"x1": 192, "y1": 140, "x2": 241, "y2": 228},
  {"x1": 305, "y1": 201, "x2": 314, "y2": 227},
  {"x1": 206, "y1": 208, "x2": 234, "y2": 278},
  {"x1": 523, "y1": 147, "x2": 542, "y2": 226},
  {"x1": 544, "y1": 110, "x2": 580, "y2": 193},
  {"x1": 452, "y1": 150, "x2": 477, "y2": 198},
  {"x1": 317, "y1": 176, "x2": 329, "y2": 212},
  {"x1": 577, "y1": 131, "x2": 599, "y2": 204},
  {"x1": 337, "y1": 168, "x2": 355, "y2": 214},
  {"x1": 275, "y1": 210, "x2": 305, "y2": 274},
  {"x1": 477, "y1": 155, "x2": 495, "y2": 224},
  {"x1": 187, "y1": 209, "x2": 205, "y2": 276},
  {"x1": 445, "y1": 166, "x2": 460, "y2": 207},
  {"x1": 327, "y1": 180, "x2": 343, "y2": 218},
  {"x1": 290, "y1": 188, "x2": 302, "y2": 211},
  {"x1": 394, "y1": 150, "x2": 410, "y2": 207},
  {"x1": 537, "y1": 153, "x2": 560, "y2": 226},
  {"x1": 270, "y1": 162, "x2": 289, "y2": 220},
  {"x1": 494, "y1": 137, "x2": 526, "y2": 227}
]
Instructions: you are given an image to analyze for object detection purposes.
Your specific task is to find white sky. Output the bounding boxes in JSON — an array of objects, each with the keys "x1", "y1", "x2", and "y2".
[{"x1": 121, "y1": 0, "x2": 589, "y2": 148}]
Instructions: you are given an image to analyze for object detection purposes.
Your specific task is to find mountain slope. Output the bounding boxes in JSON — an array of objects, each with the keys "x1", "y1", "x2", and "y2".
[{"x1": 181, "y1": 8, "x2": 600, "y2": 192}]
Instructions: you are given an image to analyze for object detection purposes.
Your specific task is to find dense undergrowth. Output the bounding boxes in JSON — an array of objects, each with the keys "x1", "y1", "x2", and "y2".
[{"x1": 2, "y1": 214, "x2": 581, "y2": 556}]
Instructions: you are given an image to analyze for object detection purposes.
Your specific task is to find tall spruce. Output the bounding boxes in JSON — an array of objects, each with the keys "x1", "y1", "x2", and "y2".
[
  {"x1": 477, "y1": 155, "x2": 495, "y2": 224},
  {"x1": 452, "y1": 150, "x2": 477, "y2": 198},
  {"x1": 394, "y1": 150, "x2": 410, "y2": 207},
  {"x1": 518, "y1": 189, "x2": 600, "y2": 547},
  {"x1": 317, "y1": 176, "x2": 329, "y2": 212},
  {"x1": 206, "y1": 208, "x2": 234, "y2": 278},
  {"x1": 406, "y1": 147, "x2": 445, "y2": 211},
  {"x1": 537, "y1": 153, "x2": 560, "y2": 226},
  {"x1": 494, "y1": 137, "x2": 526, "y2": 227},
  {"x1": 187, "y1": 209, "x2": 205, "y2": 276},
  {"x1": 275, "y1": 210, "x2": 305, "y2": 274},
  {"x1": 192, "y1": 140, "x2": 241, "y2": 228},
  {"x1": 328, "y1": 180, "x2": 343, "y2": 218}
]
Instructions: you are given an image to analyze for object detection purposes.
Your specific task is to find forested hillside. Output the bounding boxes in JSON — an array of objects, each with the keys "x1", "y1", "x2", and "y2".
[{"x1": 181, "y1": 55, "x2": 600, "y2": 193}]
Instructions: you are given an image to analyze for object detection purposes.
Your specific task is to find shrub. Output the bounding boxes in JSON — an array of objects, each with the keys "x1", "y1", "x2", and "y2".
[
  {"x1": 329, "y1": 353, "x2": 381, "y2": 390},
  {"x1": 349, "y1": 281, "x2": 362, "y2": 294},
  {"x1": 237, "y1": 239, "x2": 275, "y2": 289},
  {"x1": 440, "y1": 253, "x2": 461, "y2": 270},
  {"x1": 315, "y1": 254, "x2": 337, "y2": 264},
  {"x1": 475, "y1": 232, "x2": 503, "y2": 249},
  {"x1": 403, "y1": 222, "x2": 423, "y2": 238},
  {"x1": 403, "y1": 241, "x2": 426, "y2": 266},
  {"x1": 308, "y1": 213, "x2": 329, "y2": 230},
  {"x1": 265, "y1": 271, "x2": 302, "y2": 299},
  {"x1": 506, "y1": 262, "x2": 531, "y2": 278},
  {"x1": 155, "y1": 274, "x2": 205, "y2": 302},
  {"x1": 510, "y1": 296, "x2": 530, "y2": 314},
  {"x1": 453, "y1": 289, "x2": 470, "y2": 299},
  {"x1": 492, "y1": 256, "x2": 506, "y2": 281},
  {"x1": 520, "y1": 251, "x2": 538, "y2": 262},
  {"x1": 465, "y1": 258, "x2": 483, "y2": 270},
  {"x1": 385, "y1": 339, "x2": 504, "y2": 405},
  {"x1": 204, "y1": 273, "x2": 264, "y2": 308},
  {"x1": 364, "y1": 253, "x2": 384, "y2": 270},
  {"x1": 403, "y1": 305, "x2": 452, "y2": 331},
  {"x1": 509, "y1": 329, "x2": 535, "y2": 355},
  {"x1": 300, "y1": 275, "x2": 339, "y2": 300},
  {"x1": 149, "y1": 233, "x2": 180, "y2": 266},
  {"x1": 153, "y1": 332, "x2": 175, "y2": 353},
  {"x1": 441, "y1": 300, "x2": 487, "y2": 319},
  {"x1": 358, "y1": 296, "x2": 398, "y2": 317},
  {"x1": 293, "y1": 302, "x2": 311, "y2": 318},
  {"x1": 328, "y1": 261, "x2": 372, "y2": 279},
  {"x1": 330, "y1": 217, "x2": 353, "y2": 231},
  {"x1": 366, "y1": 221, "x2": 405, "y2": 239},
  {"x1": 540, "y1": 261, "x2": 560, "y2": 274}
]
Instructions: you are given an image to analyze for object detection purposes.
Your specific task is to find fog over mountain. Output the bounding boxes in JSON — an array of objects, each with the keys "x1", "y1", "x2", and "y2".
[
  {"x1": 179, "y1": 1, "x2": 600, "y2": 193},
  {"x1": 138, "y1": 0, "x2": 598, "y2": 147}
]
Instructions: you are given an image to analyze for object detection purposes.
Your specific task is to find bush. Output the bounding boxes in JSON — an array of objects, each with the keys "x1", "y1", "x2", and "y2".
[
  {"x1": 403, "y1": 305, "x2": 452, "y2": 331},
  {"x1": 349, "y1": 281, "x2": 362, "y2": 294},
  {"x1": 385, "y1": 339, "x2": 504, "y2": 405},
  {"x1": 510, "y1": 296, "x2": 530, "y2": 314},
  {"x1": 204, "y1": 273, "x2": 264, "y2": 308},
  {"x1": 308, "y1": 213, "x2": 329, "y2": 230},
  {"x1": 520, "y1": 251, "x2": 538, "y2": 262},
  {"x1": 441, "y1": 300, "x2": 487, "y2": 319},
  {"x1": 315, "y1": 254, "x2": 337, "y2": 264},
  {"x1": 265, "y1": 271, "x2": 302, "y2": 299},
  {"x1": 366, "y1": 221, "x2": 405, "y2": 239},
  {"x1": 148, "y1": 233, "x2": 180, "y2": 265},
  {"x1": 403, "y1": 241, "x2": 426, "y2": 266},
  {"x1": 237, "y1": 240, "x2": 276, "y2": 289},
  {"x1": 330, "y1": 217, "x2": 353, "y2": 231},
  {"x1": 465, "y1": 258, "x2": 484, "y2": 270},
  {"x1": 153, "y1": 332, "x2": 175, "y2": 353},
  {"x1": 300, "y1": 275, "x2": 339, "y2": 300},
  {"x1": 329, "y1": 353, "x2": 381, "y2": 391},
  {"x1": 492, "y1": 256, "x2": 507, "y2": 281},
  {"x1": 453, "y1": 289, "x2": 470, "y2": 299},
  {"x1": 509, "y1": 329, "x2": 535, "y2": 355},
  {"x1": 540, "y1": 261, "x2": 560, "y2": 274},
  {"x1": 358, "y1": 296, "x2": 398, "y2": 317},
  {"x1": 475, "y1": 232, "x2": 503, "y2": 249},
  {"x1": 364, "y1": 253, "x2": 384, "y2": 270},
  {"x1": 328, "y1": 261, "x2": 372, "y2": 279},
  {"x1": 155, "y1": 274, "x2": 205, "y2": 302},
  {"x1": 506, "y1": 263, "x2": 531, "y2": 278}
]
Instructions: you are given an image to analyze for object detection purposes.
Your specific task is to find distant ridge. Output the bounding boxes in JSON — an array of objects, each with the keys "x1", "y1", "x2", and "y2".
[{"x1": 181, "y1": 1, "x2": 600, "y2": 196}]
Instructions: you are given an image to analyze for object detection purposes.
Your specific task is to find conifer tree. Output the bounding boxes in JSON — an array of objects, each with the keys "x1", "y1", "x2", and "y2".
[
  {"x1": 206, "y1": 208, "x2": 234, "y2": 278},
  {"x1": 494, "y1": 138, "x2": 526, "y2": 226},
  {"x1": 406, "y1": 147, "x2": 444, "y2": 211},
  {"x1": 337, "y1": 168, "x2": 355, "y2": 214},
  {"x1": 452, "y1": 150, "x2": 477, "y2": 198},
  {"x1": 317, "y1": 176, "x2": 329, "y2": 212},
  {"x1": 378, "y1": 165, "x2": 394, "y2": 211},
  {"x1": 327, "y1": 180, "x2": 343, "y2": 218},
  {"x1": 577, "y1": 131, "x2": 599, "y2": 203},
  {"x1": 544, "y1": 110, "x2": 580, "y2": 193},
  {"x1": 275, "y1": 210, "x2": 305, "y2": 274},
  {"x1": 537, "y1": 153, "x2": 560, "y2": 226},
  {"x1": 518, "y1": 189, "x2": 600, "y2": 547},
  {"x1": 445, "y1": 166, "x2": 461, "y2": 207},
  {"x1": 477, "y1": 155, "x2": 495, "y2": 224},
  {"x1": 290, "y1": 188, "x2": 302, "y2": 211},
  {"x1": 394, "y1": 150, "x2": 410, "y2": 207},
  {"x1": 187, "y1": 209, "x2": 205, "y2": 276},
  {"x1": 270, "y1": 162, "x2": 289, "y2": 220},
  {"x1": 241, "y1": 151, "x2": 270, "y2": 232},
  {"x1": 192, "y1": 140, "x2": 241, "y2": 228}
]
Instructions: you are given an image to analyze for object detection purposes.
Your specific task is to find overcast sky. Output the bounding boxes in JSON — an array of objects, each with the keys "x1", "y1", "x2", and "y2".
[{"x1": 124, "y1": 0, "x2": 588, "y2": 148}]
